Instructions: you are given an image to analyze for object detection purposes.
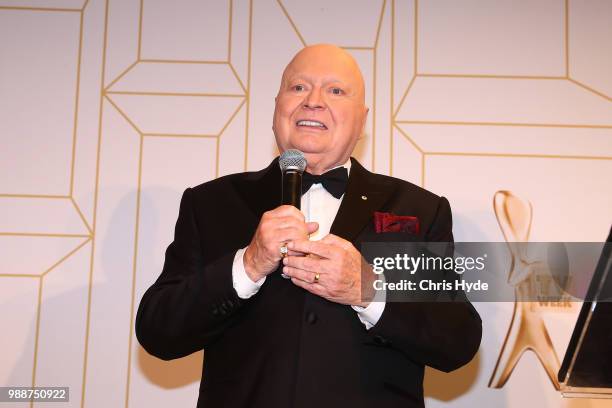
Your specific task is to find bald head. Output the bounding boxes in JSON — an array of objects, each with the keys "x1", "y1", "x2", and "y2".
[
  {"x1": 279, "y1": 44, "x2": 366, "y2": 103},
  {"x1": 272, "y1": 44, "x2": 369, "y2": 174}
]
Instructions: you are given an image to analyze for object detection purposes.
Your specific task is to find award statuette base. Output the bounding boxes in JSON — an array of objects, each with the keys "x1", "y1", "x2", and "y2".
[
  {"x1": 558, "y1": 227, "x2": 612, "y2": 399},
  {"x1": 560, "y1": 386, "x2": 612, "y2": 399}
]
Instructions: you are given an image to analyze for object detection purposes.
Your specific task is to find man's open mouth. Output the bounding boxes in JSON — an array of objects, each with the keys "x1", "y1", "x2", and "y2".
[{"x1": 296, "y1": 120, "x2": 327, "y2": 130}]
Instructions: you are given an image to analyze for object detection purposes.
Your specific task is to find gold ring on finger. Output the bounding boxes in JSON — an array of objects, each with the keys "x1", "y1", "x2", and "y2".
[
  {"x1": 280, "y1": 243, "x2": 288, "y2": 258},
  {"x1": 314, "y1": 273, "x2": 320, "y2": 283}
]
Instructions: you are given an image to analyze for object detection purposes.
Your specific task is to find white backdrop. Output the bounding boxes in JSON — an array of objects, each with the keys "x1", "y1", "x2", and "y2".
[{"x1": 1, "y1": 0, "x2": 611, "y2": 407}]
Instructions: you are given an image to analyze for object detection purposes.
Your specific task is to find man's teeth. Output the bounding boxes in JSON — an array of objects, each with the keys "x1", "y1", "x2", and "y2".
[{"x1": 297, "y1": 120, "x2": 326, "y2": 128}]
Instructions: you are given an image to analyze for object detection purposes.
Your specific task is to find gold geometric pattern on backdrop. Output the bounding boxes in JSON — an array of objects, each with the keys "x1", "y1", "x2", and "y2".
[
  {"x1": 100, "y1": 1, "x2": 249, "y2": 406},
  {"x1": 2, "y1": 0, "x2": 611, "y2": 407},
  {"x1": 391, "y1": 0, "x2": 612, "y2": 188},
  {"x1": 0, "y1": 1, "x2": 96, "y2": 406}
]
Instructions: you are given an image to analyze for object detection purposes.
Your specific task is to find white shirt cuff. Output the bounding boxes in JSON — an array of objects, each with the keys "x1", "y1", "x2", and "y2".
[
  {"x1": 232, "y1": 247, "x2": 266, "y2": 299},
  {"x1": 351, "y1": 273, "x2": 387, "y2": 330}
]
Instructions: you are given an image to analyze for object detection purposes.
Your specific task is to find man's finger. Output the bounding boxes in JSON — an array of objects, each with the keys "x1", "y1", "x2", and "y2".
[
  {"x1": 320, "y1": 233, "x2": 354, "y2": 251},
  {"x1": 275, "y1": 225, "x2": 311, "y2": 243},
  {"x1": 270, "y1": 205, "x2": 306, "y2": 220},
  {"x1": 287, "y1": 239, "x2": 336, "y2": 259},
  {"x1": 290, "y1": 277, "x2": 326, "y2": 297},
  {"x1": 306, "y1": 222, "x2": 319, "y2": 235},
  {"x1": 283, "y1": 266, "x2": 320, "y2": 284},
  {"x1": 283, "y1": 254, "x2": 326, "y2": 273}
]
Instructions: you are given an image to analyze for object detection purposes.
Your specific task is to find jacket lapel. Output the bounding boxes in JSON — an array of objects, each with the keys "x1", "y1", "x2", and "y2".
[
  {"x1": 236, "y1": 157, "x2": 396, "y2": 243},
  {"x1": 331, "y1": 158, "x2": 395, "y2": 242},
  {"x1": 234, "y1": 158, "x2": 281, "y2": 219}
]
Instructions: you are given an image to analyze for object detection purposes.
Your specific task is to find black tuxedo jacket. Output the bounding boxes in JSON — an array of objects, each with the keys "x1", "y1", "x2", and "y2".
[{"x1": 136, "y1": 158, "x2": 482, "y2": 408}]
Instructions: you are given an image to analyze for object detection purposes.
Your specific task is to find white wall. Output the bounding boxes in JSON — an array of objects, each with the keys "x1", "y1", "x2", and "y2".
[{"x1": 1, "y1": 0, "x2": 611, "y2": 407}]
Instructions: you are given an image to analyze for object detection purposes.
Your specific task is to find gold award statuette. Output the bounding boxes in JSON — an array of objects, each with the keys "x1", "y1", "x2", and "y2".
[{"x1": 488, "y1": 191, "x2": 561, "y2": 390}]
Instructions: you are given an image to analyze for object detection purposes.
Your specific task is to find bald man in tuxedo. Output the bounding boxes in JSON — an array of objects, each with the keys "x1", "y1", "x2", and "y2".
[{"x1": 136, "y1": 44, "x2": 481, "y2": 408}]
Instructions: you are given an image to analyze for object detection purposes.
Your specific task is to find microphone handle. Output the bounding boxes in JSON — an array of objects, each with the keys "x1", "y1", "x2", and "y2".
[{"x1": 281, "y1": 170, "x2": 302, "y2": 209}]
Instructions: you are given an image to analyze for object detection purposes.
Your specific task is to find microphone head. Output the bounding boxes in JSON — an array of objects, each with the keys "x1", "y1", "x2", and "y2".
[{"x1": 279, "y1": 149, "x2": 307, "y2": 174}]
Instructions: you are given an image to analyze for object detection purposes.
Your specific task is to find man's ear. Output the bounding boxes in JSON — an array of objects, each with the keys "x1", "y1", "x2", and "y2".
[{"x1": 358, "y1": 107, "x2": 370, "y2": 139}]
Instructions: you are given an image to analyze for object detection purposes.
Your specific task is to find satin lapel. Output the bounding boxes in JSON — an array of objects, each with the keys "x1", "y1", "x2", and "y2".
[
  {"x1": 330, "y1": 158, "x2": 395, "y2": 242},
  {"x1": 235, "y1": 158, "x2": 281, "y2": 219}
]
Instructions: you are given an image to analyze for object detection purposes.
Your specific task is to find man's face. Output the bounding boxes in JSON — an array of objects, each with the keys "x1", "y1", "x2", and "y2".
[{"x1": 273, "y1": 45, "x2": 369, "y2": 174}]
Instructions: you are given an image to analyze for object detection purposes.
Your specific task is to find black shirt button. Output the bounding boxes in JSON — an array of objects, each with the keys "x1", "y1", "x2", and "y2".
[
  {"x1": 373, "y1": 335, "x2": 389, "y2": 346},
  {"x1": 306, "y1": 311, "x2": 317, "y2": 324}
]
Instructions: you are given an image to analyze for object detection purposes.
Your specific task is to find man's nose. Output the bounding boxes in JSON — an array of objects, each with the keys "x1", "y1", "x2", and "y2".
[{"x1": 303, "y1": 87, "x2": 325, "y2": 110}]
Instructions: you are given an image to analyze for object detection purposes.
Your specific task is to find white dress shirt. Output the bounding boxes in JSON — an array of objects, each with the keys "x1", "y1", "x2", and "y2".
[{"x1": 231, "y1": 160, "x2": 386, "y2": 329}]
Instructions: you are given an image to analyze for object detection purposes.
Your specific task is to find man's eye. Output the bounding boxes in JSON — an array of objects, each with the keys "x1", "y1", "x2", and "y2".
[
  {"x1": 331, "y1": 87, "x2": 344, "y2": 95},
  {"x1": 293, "y1": 85, "x2": 304, "y2": 91}
]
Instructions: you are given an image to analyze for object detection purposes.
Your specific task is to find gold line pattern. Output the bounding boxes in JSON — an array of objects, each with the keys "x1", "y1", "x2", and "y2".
[
  {"x1": 80, "y1": 0, "x2": 110, "y2": 405},
  {"x1": 139, "y1": 59, "x2": 228, "y2": 64},
  {"x1": 137, "y1": 0, "x2": 144, "y2": 60},
  {"x1": 276, "y1": 0, "x2": 307, "y2": 47},
  {"x1": 117, "y1": 0, "x2": 252, "y2": 405},
  {"x1": 215, "y1": 137, "x2": 221, "y2": 178},
  {"x1": 143, "y1": 133, "x2": 217, "y2": 139},
  {"x1": 568, "y1": 78, "x2": 612, "y2": 102},
  {"x1": 389, "y1": 0, "x2": 394, "y2": 175},
  {"x1": 565, "y1": 0, "x2": 569, "y2": 78},
  {"x1": 124, "y1": 133, "x2": 144, "y2": 408},
  {"x1": 372, "y1": 48, "x2": 377, "y2": 171},
  {"x1": 391, "y1": 0, "x2": 419, "y2": 186},
  {"x1": 30, "y1": 276, "x2": 43, "y2": 407},
  {"x1": 418, "y1": 73, "x2": 566, "y2": 80},
  {"x1": 393, "y1": 124, "x2": 424, "y2": 153},
  {"x1": 104, "y1": 60, "x2": 138, "y2": 91},
  {"x1": 0, "y1": 239, "x2": 88, "y2": 279},
  {"x1": 414, "y1": 0, "x2": 418, "y2": 75},
  {"x1": 340, "y1": 46, "x2": 374, "y2": 50},
  {"x1": 0, "y1": 194, "x2": 69, "y2": 199},
  {"x1": 244, "y1": 0, "x2": 253, "y2": 170},
  {"x1": 392, "y1": 75, "x2": 416, "y2": 118},
  {"x1": 40, "y1": 238, "x2": 91, "y2": 278},
  {"x1": 370, "y1": 0, "x2": 387, "y2": 172},
  {"x1": 0, "y1": 232, "x2": 92, "y2": 238},
  {"x1": 104, "y1": 95, "x2": 144, "y2": 134},
  {"x1": 426, "y1": 152, "x2": 612, "y2": 161},
  {"x1": 227, "y1": 0, "x2": 233, "y2": 63},
  {"x1": 217, "y1": 98, "x2": 247, "y2": 138},
  {"x1": 374, "y1": 0, "x2": 386, "y2": 48},
  {"x1": 395, "y1": 120, "x2": 612, "y2": 129},
  {"x1": 421, "y1": 153, "x2": 425, "y2": 187},
  {"x1": 0, "y1": 273, "x2": 40, "y2": 278},
  {"x1": 3, "y1": 1, "x2": 609, "y2": 406},
  {"x1": 69, "y1": 9, "x2": 85, "y2": 197},
  {"x1": 0, "y1": 6, "x2": 81, "y2": 13},
  {"x1": 106, "y1": 90, "x2": 245, "y2": 97},
  {"x1": 70, "y1": 197, "x2": 93, "y2": 234},
  {"x1": 228, "y1": 61, "x2": 247, "y2": 94}
]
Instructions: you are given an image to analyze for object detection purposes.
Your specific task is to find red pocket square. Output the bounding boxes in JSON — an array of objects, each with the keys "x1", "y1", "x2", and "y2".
[{"x1": 374, "y1": 211, "x2": 420, "y2": 234}]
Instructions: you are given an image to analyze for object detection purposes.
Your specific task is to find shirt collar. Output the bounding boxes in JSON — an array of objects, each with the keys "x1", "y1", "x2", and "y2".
[{"x1": 324, "y1": 158, "x2": 351, "y2": 176}]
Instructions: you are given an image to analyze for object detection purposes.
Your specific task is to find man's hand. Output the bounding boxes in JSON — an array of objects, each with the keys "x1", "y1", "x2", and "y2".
[
  {"x1": 244, "y1": 205, "x2": 318, "y2": 282},
  {"x1": 282, "y1": 234, "x2": 376, "y2": 307}
]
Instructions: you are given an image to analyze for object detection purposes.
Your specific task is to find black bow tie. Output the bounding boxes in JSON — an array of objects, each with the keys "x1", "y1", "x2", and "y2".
[{"x1": 302, "y1": 167, "x2": 349, "y2": 199}]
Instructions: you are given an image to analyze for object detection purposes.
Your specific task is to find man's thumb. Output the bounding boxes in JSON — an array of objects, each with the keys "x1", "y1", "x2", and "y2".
[{"x1": 306, "y1": 222, "x2": 319, "y2": 233}]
